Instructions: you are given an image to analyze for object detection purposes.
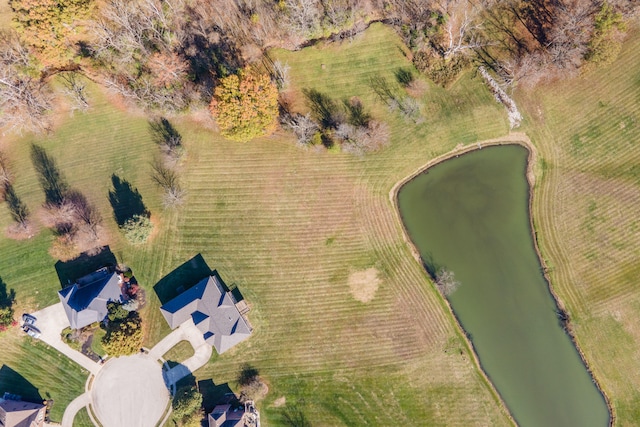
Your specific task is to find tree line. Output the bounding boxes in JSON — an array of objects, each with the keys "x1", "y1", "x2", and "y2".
[{"x1": 0, "y1": 0, "x2": 637, "y2": 134}]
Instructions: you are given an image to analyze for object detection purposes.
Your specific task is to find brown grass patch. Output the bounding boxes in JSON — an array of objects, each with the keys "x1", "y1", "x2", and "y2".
[
  {"x1": 272, "y1": 396, "x2": 286, "y2": 407},
  {"x1": 348, "y1": 267, "x2": 380, "y2": 303}
]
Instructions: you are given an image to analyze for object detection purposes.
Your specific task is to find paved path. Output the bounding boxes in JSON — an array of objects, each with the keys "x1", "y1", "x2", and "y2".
[
  {"x1": 91, "y1": 354, "x2": 169, "y2": 427},
  {"x1": 61, "y1": 392, "x2": 90, "y2": 427},
  {"x1": 149, "y1": 319, "x2": 212, "y2": 387},
  {"x1": 31, "y1": 303, "x2": 102, "y2": 375}
]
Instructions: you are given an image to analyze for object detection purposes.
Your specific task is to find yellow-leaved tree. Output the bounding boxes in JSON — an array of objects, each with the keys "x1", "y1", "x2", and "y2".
[{"x1": 209, "y1": 70, "x2": 279, "y2": 142}]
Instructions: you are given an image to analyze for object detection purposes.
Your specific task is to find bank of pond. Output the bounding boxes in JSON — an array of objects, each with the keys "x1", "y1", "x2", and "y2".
[{"x1": 397, "y1": 144, "x2": 609, "y2": 427}]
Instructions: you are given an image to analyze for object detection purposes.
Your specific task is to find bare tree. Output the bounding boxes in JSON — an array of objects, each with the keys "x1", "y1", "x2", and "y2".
[
  {"x1": 439, "y1": 0, "x2": 484, "y2": 59},
  {"x1": 0, "y1": 31, "x2": 52, "y2": 134},
  {"x1": 272, "y1": 60, "x2": 291, "y2": 90},
  {"x1": 435, "y1": 268, "x2": 460, "y2": 296},
  {"x1": 281, "y1": 112, "x2": 319, "y2": 146},
  {"x1": 60, "y1": 72, "x2": 89, "y2": 112},
  {"x1": 150, "y1": 159, "x2": 185, "y2": 208}
]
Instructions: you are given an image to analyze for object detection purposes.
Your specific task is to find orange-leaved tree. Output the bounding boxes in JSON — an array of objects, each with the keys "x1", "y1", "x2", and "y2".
[
  {"x1": 10, "y1": 0, "x2": 92, "y2": 67},
  {"x1": 209, "y1": 70, "x2": 279, "y2": 142}
]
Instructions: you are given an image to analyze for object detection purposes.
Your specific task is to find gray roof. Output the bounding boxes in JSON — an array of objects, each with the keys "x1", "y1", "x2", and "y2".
[
  {"x1": 0, "y1": 399, "x2": 45, "y2": 427},
  {"x1": 58, "y1": 268, "x2": 123, "y2": 330},
  {"x1": 160, "y1": 275, "x2": 252, "y2": 354},
  {"x1": 208, "y1": 404, "x2": 244, "y2": 427}
]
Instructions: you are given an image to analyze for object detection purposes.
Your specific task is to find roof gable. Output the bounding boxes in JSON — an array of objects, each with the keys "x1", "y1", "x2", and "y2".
[
  {"x1": 0, "y1": 399, "x2": 45, "y2": 427},
  {"x1": 160, "y1": 273, "x2": 252, "y2": 354},
  {"x1": 58, "y1": 269, "x2": 122, "y2": 329}
]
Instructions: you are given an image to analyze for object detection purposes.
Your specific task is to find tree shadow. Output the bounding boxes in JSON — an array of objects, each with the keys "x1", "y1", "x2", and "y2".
[
  {"x1": 421, "y1": 252, "x2": 441, "y2": 280},
  {"x1": 0, "y1": 277, "x2": 16, "y2": 309},
  {"x1": 29, "y1": 144, "x2": 69, "y2": 206},
  {"x1": 394, "y1": 67, "x2": 414, "y2": 87},
  {"x1": 148, "y1": 117, "x2": 182, "y2": 152},
  {"x1": 153, "y1": 254, "x2": 212, "y2": 305},
  {"x1": 197, "y1": 379, "x2": 235, "y2": 414},
  {"x1": 54, "y1": 246, "x2": 117, "y2": 288},
  {"x1": 0, "y1": 365, "x2": 43, "y2": 403},
  {"x1": 108, "y1": 175, "x2": 148, "y2": 226},
  {"x1": 281, "y1": 400, "x2": 311, "y2": 427},
  {"x1": 342, "y1": 98, "x2": 370, "y2": 127},
  {"x1": 303, "y1": 89, "x2": 343, "y2": 129},
  {"x1": 237, "y1": 364, "x2": 259, "y2": 387}
]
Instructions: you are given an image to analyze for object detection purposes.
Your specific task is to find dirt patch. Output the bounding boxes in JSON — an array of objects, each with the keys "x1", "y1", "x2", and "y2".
[
  {"x1": 272, "y1": 396, "x2": 286, "y2": 407},
  {"x1": 348, "y1": 268, "x2": 380, "y2": 303}
]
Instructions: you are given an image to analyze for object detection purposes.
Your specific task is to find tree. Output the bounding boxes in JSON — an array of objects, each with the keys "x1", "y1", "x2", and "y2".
[
  {"x1": 584, "y1": 2, "x2": 626, "y2": 66},
  {"x1": 101, "y1": 314, "x2": 143, "y2": 356},
  {"x1": 209, "y1": 70, "x2": 279, "y2": 142},
  {"x1": 172, "y1": 385, "x2": 203, "y2": 421},
  {"x1": 121, "y1": 214, "x2": 153, "y2": 244},
  {"x1": 435, "y1": 268, "x2": 460, "y2": 296},
  {"x1": 0, "y1": 31, "x2": 52, "y2": 134},
  {"x1": 9, "y1": 0, "x2": 93, "y2": 66}
]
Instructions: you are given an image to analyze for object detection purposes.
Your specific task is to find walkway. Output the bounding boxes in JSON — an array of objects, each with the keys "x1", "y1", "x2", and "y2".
[
  {"x1": 61, "y1": 393, "x2": 90, "y2": 427},
  {"x1": 31, "y1": 303, "x2": 102, "y2": 375}
]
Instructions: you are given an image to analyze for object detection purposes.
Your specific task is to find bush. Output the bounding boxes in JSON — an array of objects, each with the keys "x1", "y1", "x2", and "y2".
[
  {"x1": 121, "y1": 214, "x2": 153, "y2": 244},
  {"x1": 101, "y1": 315, "x2": 143, "y2": 357},
  {"x1": 172, "y1": 385, "x2": 203, "y2": 421}
]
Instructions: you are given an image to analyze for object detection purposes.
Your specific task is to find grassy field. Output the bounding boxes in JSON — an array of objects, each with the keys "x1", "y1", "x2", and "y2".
[
  {"x1": 518, "y1": 24, "x2": 640, "y2": 425},
  {"x1": 0, "y1": 23, "x2": 512, "y2": 426},
  {"x1": 0, "y1": 18, "x2": 638, "y2": 426}
]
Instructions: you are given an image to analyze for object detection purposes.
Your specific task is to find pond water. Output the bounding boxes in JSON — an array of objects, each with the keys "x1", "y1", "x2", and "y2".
[{"x1": 397, "y1": 145, "x2": 609, "y2": 427}]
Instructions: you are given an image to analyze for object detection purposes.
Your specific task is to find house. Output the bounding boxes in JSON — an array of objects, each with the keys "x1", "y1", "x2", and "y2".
[
  {"x1": 208, "y1": 404, "x2": 244, "y2": 427},
  {"x1": 58, "y1": 267, "x2": 123, "y2": 330},
  {"x1": 0, "y1": 396, "x2": 45, "y2": 427},
  {"x1": 160, "y1": 273, "x2": 252, "y2": 354}
]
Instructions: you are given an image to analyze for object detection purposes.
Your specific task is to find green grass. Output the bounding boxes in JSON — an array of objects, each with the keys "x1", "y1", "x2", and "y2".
[
  {"x1": 91, "y1": 328, "x2": 106, "y2": 357},
  {"x1": 0, "y1": 23, "x2": 511, "y2": 426},
  {"x1": 0, "y1": 330, "x2": 87, "y2": 423},
  {"x1": 162, "y1": 340, "x2": 194, "y2": 363},
  {"x1": 73, "y1": 407, "x2": 94, "y2": 427}
]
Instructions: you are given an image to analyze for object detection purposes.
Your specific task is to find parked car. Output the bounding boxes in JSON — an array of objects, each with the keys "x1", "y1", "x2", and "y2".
[
  {"x1": 23, "y1": 324, "x2": 41, "y2": 339},
  {"x1": 21, "y1": 313, "x2": 37, "y2": 326}
]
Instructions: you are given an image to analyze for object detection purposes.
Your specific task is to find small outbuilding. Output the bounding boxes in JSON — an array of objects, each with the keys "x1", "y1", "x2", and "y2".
[{"x1": 160, "y1": 272, "x2": 252, "y2": 354}]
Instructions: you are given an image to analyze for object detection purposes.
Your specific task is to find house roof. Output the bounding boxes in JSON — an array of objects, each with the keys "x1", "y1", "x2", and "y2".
[
  {"x1": 208, "y1": 404, "x2": 245, "y2": 427},
  {"x1": 160, "y1": 274, "x2": 251, "y2": 354},
  {"x1": 58, "y1": 268, "x2": 123, "y2": 330},
  {"x1": 0, "y1": 399, "x2": 45, "y2": 427}
]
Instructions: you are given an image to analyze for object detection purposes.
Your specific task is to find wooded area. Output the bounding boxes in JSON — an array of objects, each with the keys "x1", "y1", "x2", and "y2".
[{"x1": 0, "y1": 0, "x2": 637, "y2": 135}]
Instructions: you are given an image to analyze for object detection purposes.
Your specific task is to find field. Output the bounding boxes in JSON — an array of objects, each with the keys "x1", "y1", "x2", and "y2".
[{"x1": 0, "y1": 19, "x2": 637, "y2": 426}]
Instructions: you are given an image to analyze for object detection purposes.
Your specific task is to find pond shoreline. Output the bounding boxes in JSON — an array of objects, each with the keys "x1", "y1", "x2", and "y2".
[{"x1": 389, "y1": 132, "x2": 613, "y2": 427}]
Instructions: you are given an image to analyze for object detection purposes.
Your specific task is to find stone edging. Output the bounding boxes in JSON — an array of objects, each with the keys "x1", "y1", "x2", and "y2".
[{"x1": 388, "y1": 132, "x2": 614, "y2": 426}]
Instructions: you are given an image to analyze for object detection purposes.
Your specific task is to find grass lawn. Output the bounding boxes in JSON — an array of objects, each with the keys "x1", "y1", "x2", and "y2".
[
  {"x1": 72, "y1": 408, "x2": 94, "y2": 427},
  {"x1": 0, "y1": 18, "x2": 638, "y2": 426},
  {"x1": 162, "y1": 340, "x2": 194, "y2": 363},
  {"x1": 0, "y1": 329, "x2": 87, "y2": 423}
]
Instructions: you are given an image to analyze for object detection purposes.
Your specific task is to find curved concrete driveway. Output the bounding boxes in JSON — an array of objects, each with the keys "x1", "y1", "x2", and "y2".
[
  {"x1": 91, "y1": 354, "x2": 169, "y2": 427},
  {"x1": 31, "y1": 303, "x2": 102, "y2": 375},
  {"x1": 61, "y1": 393, "x2": 90, "y2": 427},
  {"x1": 149, "y1": 318, "x2": 212, "y2": 387}
]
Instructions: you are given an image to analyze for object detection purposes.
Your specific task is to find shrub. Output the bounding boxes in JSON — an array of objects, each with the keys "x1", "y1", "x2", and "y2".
[
  {"x1": 435, "y1": 268, "x2": 460, "y2": 296},
  {"x1": 101, "y1": 315, "x2": 143, "y2": 357},
  {"x1": 121, "y1": 214, "x2": 153, "y2": 244},
  {"x1": 172, "y1": 385, "x2": 203, "y2": 420}
]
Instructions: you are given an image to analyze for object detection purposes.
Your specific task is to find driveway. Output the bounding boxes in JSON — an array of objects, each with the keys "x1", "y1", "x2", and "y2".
[
  {"x1": 149, "y1": 318, "x2": 212, "y2": 387},
  {"x1": 91, "y1": 354, "x2": 169, "y2": 427},
  {"x1": 61, "y1": 393, "x2": 90, "y2": 427},
  {"x1": 31, "y1": 303, "x2": 102, "y2": 375}
]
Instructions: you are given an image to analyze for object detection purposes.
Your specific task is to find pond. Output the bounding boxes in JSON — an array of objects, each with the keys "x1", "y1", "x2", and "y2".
[{"x1": 397, "y1": 144, "x2": 609, "y2": 426}]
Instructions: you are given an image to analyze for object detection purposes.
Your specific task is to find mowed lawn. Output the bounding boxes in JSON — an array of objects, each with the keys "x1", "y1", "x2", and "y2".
[
  {"x1": 0, "y1": 23, "x2": 512, "y2": 426},
  {"x1": 519, "y1": 23, "x2": 640, "y2": 424}
]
